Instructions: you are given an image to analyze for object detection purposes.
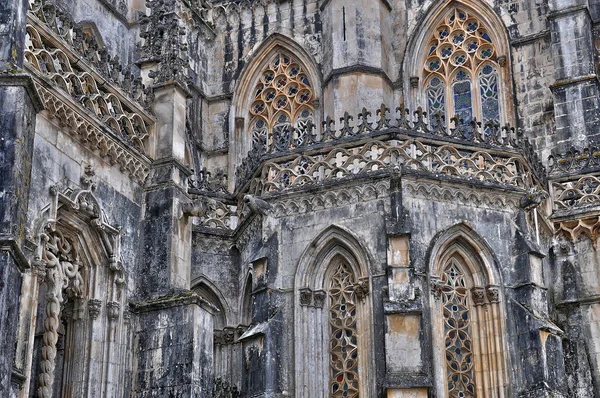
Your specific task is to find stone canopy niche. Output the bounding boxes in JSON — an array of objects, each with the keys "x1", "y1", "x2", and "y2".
[{"x1": 29, "y1": 172, "x2": 128, "y2": 398}]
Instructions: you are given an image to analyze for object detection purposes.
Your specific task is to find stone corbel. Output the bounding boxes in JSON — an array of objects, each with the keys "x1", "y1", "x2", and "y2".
[
  {"x1": 107, "y1": 301, "x2": 120, "y2": 321},
  {"x1": 299, "y1": 287, "x2": 313, "y2": 306},
  {"x1": 471, "y1": 287, "x2": 486, "y2": 306},
  {"x1": 180, "y1": 198, "x2": 207, "y2": 220},
  {"x1": 88, "y1": 299, "x2": 102, "y2": 320}
]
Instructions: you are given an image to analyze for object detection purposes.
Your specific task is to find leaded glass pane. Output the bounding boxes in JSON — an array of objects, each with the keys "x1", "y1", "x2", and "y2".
[
  {"x1": 423, "y1": 8, "x2": 502, "y2": 128},
  {"x1": 427, "y1": 76, "x2": 446, "y2": 129},
  {"x1": 453, "y1": 72, "x2": 473, "y2": 124},
  {"x1": 329, "y1": 262, "x2": 359, "y2": 398},
  {"x1": 442, "y1": 261, "x2": 476, "y2": 398},
  {"x1": 479, "y1": 64, "x2": 500, "y2": 127}
]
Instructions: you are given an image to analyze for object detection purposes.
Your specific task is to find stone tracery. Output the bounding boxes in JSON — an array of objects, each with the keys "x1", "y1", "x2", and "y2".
[
  {"x1": 423, "y1": 8, "x2": 502, "y2": 129},
  {"x1": 249, "y1": 51, "x2": 315, "y2": 152},
  {"x1": 441, "y1": 261, "x2": 476, "y2": 398},
  {"x1": 328, "y1": 261, "x2": 360, "y2": 398}
]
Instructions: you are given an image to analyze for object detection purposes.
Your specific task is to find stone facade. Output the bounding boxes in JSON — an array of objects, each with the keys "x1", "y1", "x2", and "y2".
[{"x1": 1, "y1": 0, "x2": 600, "y2": 397}]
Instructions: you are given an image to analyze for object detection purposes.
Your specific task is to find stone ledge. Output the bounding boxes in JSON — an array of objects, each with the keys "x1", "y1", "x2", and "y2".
[
  {"x1": 0, "y1": 238, "x2": 30, "y2": 272},
  {"x1": 383, "y1": 298, "x2": 422, "y2": 315},
  {"x1": 323, "y1": 64, "x2": 394, "y2": 89},
  {"x1": 130, "y1": 291, "x2": 218, "y2": 314},
  {"x1": 550, "y1": 74, "x2": 599, "y2": 91},
  {"x1": 0, "y1": 72, "x2": 44, "y2": 112},
  {"x1": 556, "y1": 294, "x2": 600, "y2": 308}
]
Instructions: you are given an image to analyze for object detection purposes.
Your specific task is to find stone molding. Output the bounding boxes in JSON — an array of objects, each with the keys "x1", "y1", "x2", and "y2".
[
  {"x1": 194, "y1": 236, "x2": 235, "y2": 254},
  {"x1": 270, "y1": 179, "x2": 390, "y2": 218},
  {"x1": 0, "y1": 73, "x2": 44, "y2": 112},
  {"x1": 129, "y1": 291, "x2": 218, "y2": 314},
  {"x1": 404, "y1": 180, "x2": 521, "y2": 210}
]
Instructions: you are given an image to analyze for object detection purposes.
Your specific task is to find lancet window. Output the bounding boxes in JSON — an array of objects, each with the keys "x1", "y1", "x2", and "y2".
[
  {"x1": 249, "y1": 52, "x2": 315, "y2": 151},
  {"x1": 328, "y1": 262, "x2": 360, "y2": 398},
  {"x1": 423, "y1": 8, "x2": 502, "y2": 129},
  {"x1": 441, "y1": 260, "x2": 476, "y2": 398}
]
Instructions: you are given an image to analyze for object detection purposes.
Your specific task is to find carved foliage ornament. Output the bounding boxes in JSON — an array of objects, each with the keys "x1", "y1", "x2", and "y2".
[{"x1": 38, "y1": 229, "x2": 84, "y2": 398}]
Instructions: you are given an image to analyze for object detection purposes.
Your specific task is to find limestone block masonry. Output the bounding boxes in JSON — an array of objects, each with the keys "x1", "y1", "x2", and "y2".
[{"x1": 1, "y1": 0, "x2": 600, "y2": 397}]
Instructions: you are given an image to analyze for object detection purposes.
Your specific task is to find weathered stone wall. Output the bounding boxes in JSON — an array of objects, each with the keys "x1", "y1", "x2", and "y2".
[{"x1": 3, "y1": 0, "x2": 600, "y2": 396}]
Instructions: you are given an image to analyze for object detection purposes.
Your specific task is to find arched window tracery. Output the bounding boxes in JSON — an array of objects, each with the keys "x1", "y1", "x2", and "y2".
[
  {"x1": 441, "y1": 259, "x2": 476, "y2": 398},
  {"x1": 430, "y1": 226, "x2": 509, "y2": 398},
  {"x1": 249, "y1": 52, "x2": 315, "y2": 151},
  {"x1": 423, "y1": 8, "x2": 502, "y2": 130},
  {"x1": 328, "y1": 261, "x2": 360, "y2": 398},
  {"x1": 294, "y1": 227, "x2": 374, "y2": 398}
]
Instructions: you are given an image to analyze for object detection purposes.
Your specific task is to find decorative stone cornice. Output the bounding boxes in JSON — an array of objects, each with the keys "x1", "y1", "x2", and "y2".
[
  {"x1": 404, "y1": 180, "x2": 521, "y2": 210},
  {"x1": 270, "y1": 179, "x2": 390, "y2": 218},
  {"x1": 554, "y1": 215, "x2": 600, "y2": 243},
  {"x1": 34, "y1": 85, "x2": 150, "y2": 184}
]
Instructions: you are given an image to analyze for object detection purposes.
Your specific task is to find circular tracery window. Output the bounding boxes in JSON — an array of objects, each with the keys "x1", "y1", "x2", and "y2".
[{"x1": 249, "y1": 52, "x2": 315, "y2": 150}]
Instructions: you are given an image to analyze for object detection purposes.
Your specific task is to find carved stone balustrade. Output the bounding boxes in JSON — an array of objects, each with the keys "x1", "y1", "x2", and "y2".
[
  {"x1": 548, "y1": 146, "x2": 600, "y2": 216},
  {"x1": 234, "y1": 105, "x2": 545, "y2": 193},
  {"x1": 24, "y1": 0, "x2": 156, "y2": 184}
]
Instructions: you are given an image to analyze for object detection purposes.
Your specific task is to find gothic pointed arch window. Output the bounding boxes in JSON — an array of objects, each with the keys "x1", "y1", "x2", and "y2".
[
  {"x1": 248, "y1": 51, "x2": 315, "y2": 152},
  {"x1": 294, "y1": 227, "x2": 374, "y2": 398},
  {"x1": 422, "y1": 7, "x2": 504, "y2": 130},
  {"x1": 430, "y1": 226, "x2": 509, "y2": 397}
]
